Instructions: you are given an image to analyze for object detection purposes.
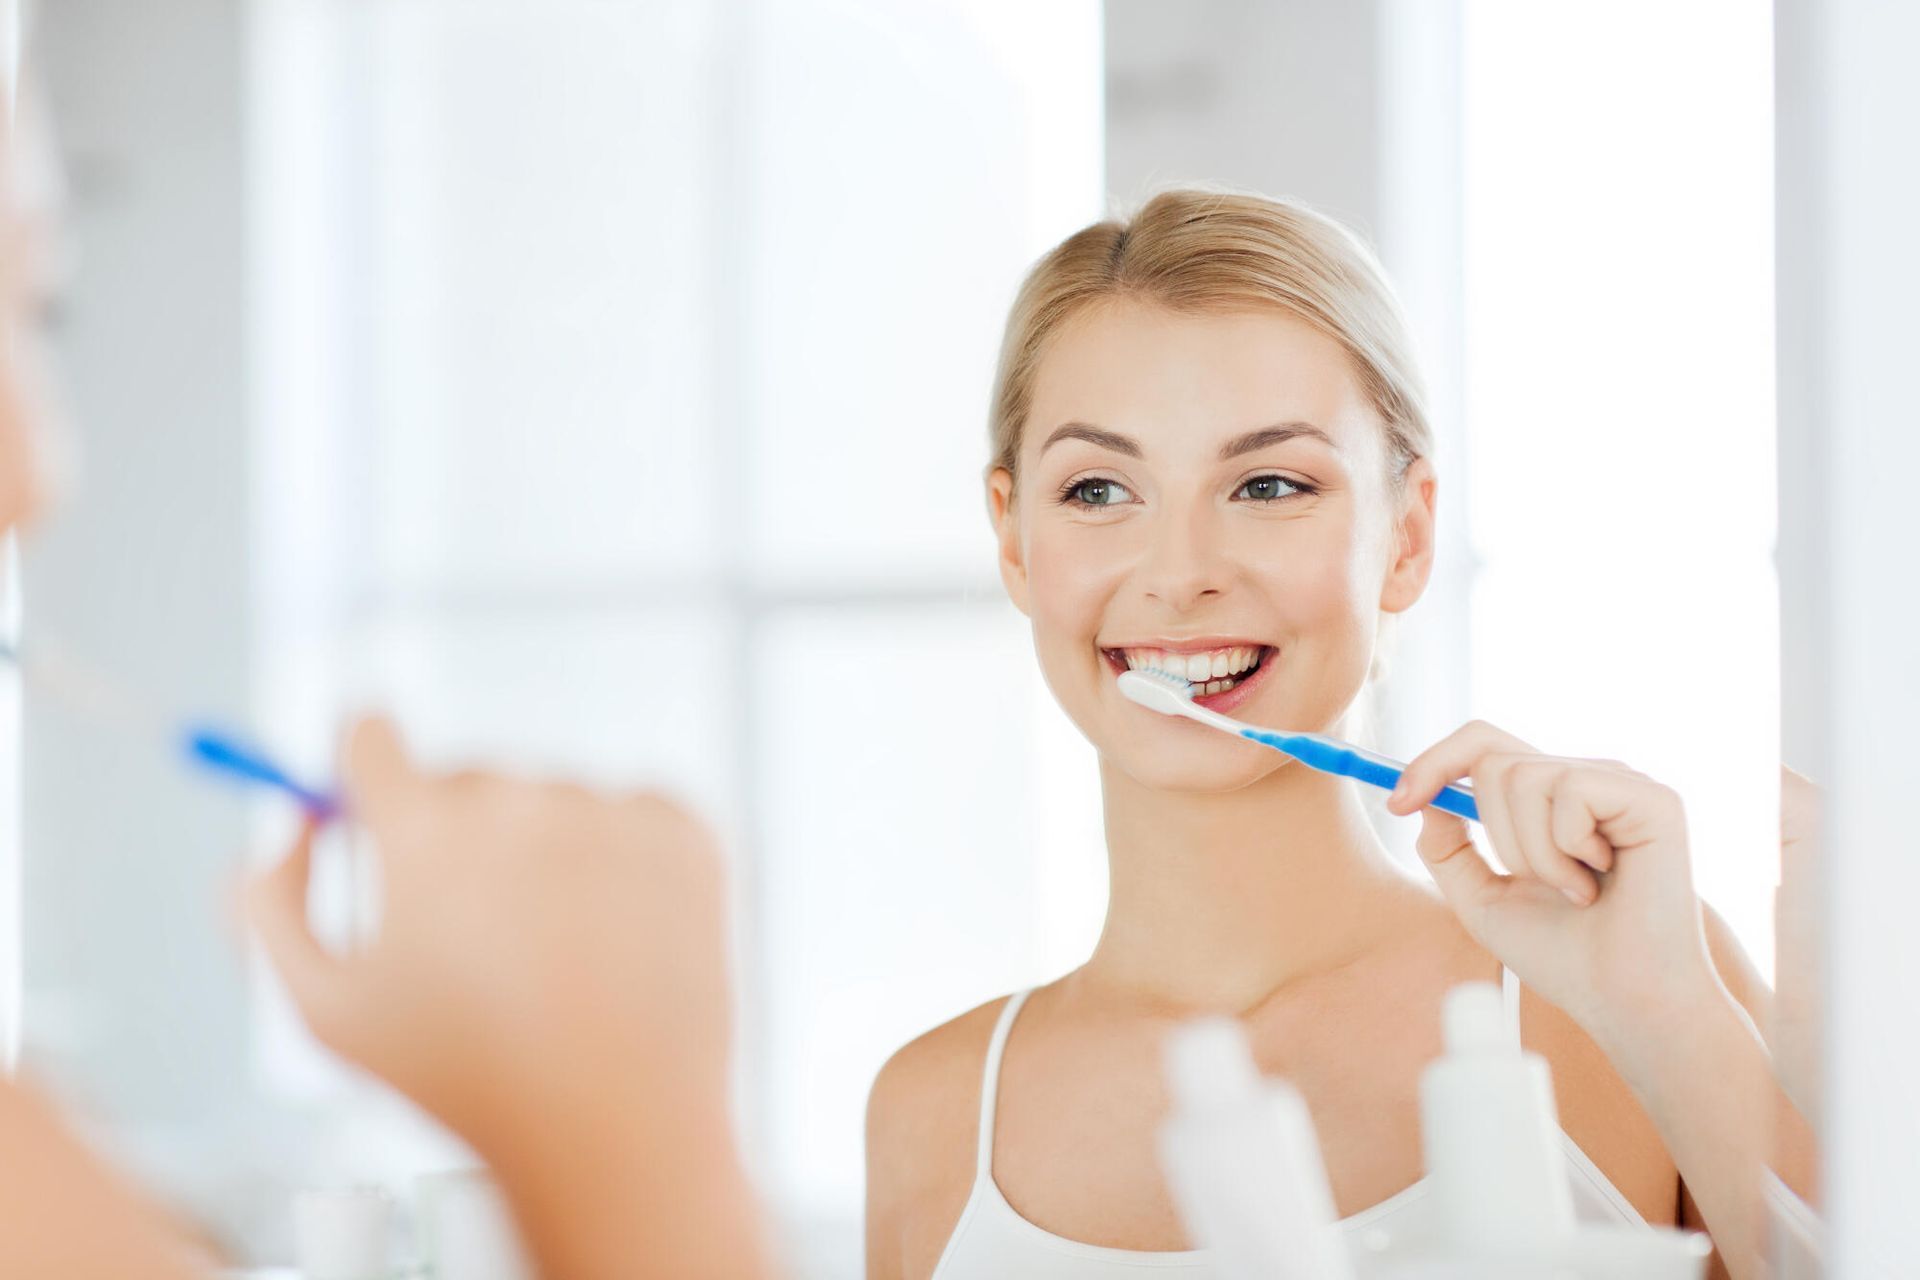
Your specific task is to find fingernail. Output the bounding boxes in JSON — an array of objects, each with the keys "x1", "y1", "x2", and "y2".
[{"x1": 1563, "y1": 884, "x2": 1592, "y2": 906}]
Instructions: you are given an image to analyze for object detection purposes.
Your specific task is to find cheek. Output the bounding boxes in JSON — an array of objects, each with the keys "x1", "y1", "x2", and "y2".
[
  {"x1": 1259, "y1": 518, "x2": 1377, "y2": 631},
  {"x1": 1024, "y1": 526, "x2": 1125, "y2": 641}
]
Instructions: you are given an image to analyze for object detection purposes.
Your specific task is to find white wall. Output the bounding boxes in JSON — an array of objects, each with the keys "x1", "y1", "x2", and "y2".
[
  {"x1": 247, "y1": 5, "x2": 1106, "y2": 1276},
  {"x1": 1106, "y1": 0, "x2": 1383, "y2": 232},
  {"x1": 1776, "y1": 0, "x2": 1920, "y2": 1272},
  {"x1": 23, "y1": 0, "x2": 254, "y2": 1127}
]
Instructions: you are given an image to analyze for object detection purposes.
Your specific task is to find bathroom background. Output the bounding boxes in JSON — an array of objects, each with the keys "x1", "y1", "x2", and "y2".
[{"x1": 3, "y1": 1, "x2": 1786, "y2": 1274}]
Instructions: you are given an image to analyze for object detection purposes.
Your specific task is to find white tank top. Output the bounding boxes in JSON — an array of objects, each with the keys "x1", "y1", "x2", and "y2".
[{"x1": 929, "y1": 967, "x2": 1648, "y2": 1279}]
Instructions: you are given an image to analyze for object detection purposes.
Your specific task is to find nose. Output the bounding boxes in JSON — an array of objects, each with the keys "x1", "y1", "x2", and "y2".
[{"x1": 1136, "y1": 499, "x2": 1229, "y2": 613}]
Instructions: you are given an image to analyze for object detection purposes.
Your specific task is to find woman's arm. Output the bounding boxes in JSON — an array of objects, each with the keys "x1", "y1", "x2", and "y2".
[
  {"x1": 1639, "y1": 843, "x2": 1818, "y2": 1280},
  {"x1": 1389, "y1": 724, "x2": 1811, "y2": 1280},
  {"x1": 1700, "y1": 902, "x2": 1819, "y2": 1208},
  {"x1": 865, "y1": 1059, "x2": 911, "y2": 1280},
  {"x1": 463, "y1": 1075, "x2": 768, "y2": 1279},
  {"x1": 0, "y1": 1077, "x2": 206, "y2": 1279},
  {"x1": 1650, "y1": 903, "x2": 1818, "y2": 1280},
  {"x1": 1595, "y1": 956, "x2": 1797, "y2": 1279}
]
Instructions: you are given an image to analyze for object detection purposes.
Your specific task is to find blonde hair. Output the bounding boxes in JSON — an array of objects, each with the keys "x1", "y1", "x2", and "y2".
[{"x1": 988, "y1": 187, "x2": 1431, "y2": 490}]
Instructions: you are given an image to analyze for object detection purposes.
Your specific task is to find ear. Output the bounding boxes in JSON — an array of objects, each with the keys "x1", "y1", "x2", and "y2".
[
  {"x1": 1379, "y1": 455, "x2": 1437, "y2": 615},
  {"x1": 985, "y1": 466, "x2": 1031, "y2": 617}
]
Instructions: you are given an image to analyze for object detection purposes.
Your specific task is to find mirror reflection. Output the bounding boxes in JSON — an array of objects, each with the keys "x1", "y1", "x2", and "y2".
[{"x1": 2, "y1": 2, "x2": 1870, "y2": 1279}]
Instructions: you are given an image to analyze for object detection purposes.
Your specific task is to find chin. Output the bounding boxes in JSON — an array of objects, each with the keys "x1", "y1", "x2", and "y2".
[{"x1": 1103, "y1": 736, "x2": 1290, "y2": 795}]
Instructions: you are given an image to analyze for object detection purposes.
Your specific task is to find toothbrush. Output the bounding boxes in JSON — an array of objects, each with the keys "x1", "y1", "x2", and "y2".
[
  {"x1": 0, "y1": 637, "x2": 341, "y2": 819},
  {"x1": 1117, "y1": 668, "x2": 1480, "y2": 823}
]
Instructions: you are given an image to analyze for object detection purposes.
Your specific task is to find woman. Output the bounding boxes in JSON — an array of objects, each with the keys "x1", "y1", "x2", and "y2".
[{"x1": 864, "y1": 189, "x2": 1808, "y2": 1279}]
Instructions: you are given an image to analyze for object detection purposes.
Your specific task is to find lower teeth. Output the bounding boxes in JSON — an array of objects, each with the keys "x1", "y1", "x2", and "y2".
[{"x1": 1195, "y1": 664, "x2": 1262, "y2": 696}]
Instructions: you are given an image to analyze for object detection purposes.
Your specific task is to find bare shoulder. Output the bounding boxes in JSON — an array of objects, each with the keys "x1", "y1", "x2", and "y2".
[
  {"x1": 865, "y1": 995, "x2": 1012, "y2": 1278},
  {"x1": 868, "y1": 995, "x2": 1010, "y2": 1168}
]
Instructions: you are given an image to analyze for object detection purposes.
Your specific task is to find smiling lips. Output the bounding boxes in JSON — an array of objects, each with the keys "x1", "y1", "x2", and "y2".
[{"x1": 1103, "y1": 643, "x2": 1273, "y2": 697}]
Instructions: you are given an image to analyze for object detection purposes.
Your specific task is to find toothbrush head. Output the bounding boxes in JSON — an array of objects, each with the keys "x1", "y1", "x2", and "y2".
[{"x1": 1117, "y1": 667, "x2": 1197, "y2": 716}]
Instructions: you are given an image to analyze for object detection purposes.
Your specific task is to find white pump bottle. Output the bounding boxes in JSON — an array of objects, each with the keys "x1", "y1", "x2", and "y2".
[
  {"x1": 1419, "y1": 980, "x2": 1576, "y2": 1251},
  {"x1": 1157, "y1": 1017, "x2": 1355, "y2": 1280}
]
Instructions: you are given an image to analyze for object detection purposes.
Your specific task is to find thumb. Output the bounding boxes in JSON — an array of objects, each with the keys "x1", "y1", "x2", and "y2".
[
  {"x1": 1415, "y1": 807, "x2": 1504, "y2": 931},
  {"x1": 341, "y1": 714, "x2": 422, "y2": 833},
  {"x1": 243, "y1": 822, "x2": 346, "y2": 1041}
]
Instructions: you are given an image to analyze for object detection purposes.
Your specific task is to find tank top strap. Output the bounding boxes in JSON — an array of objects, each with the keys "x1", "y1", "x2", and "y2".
[
  {"x1": 975, "y1": 989, "x2": 1034, "y2": 1178},
  {"x1": 1500, "y1": 963, "x2": 1523, "y2": 1041}
]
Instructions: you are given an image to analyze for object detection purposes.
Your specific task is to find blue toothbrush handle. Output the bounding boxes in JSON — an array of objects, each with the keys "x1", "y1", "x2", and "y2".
[
  {"x1": 1339, "y1": 748, "x2": 1481, "y2": 823},
  {"x1": 183, "y1": 727, "x2": 341, "y2": 819},
  {"x1": 1240, "y1": 729, "x2": 1481, "y2": 823},
  {"x1": 1424, "y1": 783, "x2": 1481, "y2": 823},
  {"x1": 1334, "y1": 746, "x2": 1481, "y2": 822}
]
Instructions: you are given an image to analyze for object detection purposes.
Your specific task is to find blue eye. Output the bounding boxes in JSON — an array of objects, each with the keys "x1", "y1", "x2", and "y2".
[
  {"x1": 1236, "y1": 474, "x2": 1310, "y2": 503},
  {"x1": 1060, "y1": 477, "x2": 1136, "y2": 508}
]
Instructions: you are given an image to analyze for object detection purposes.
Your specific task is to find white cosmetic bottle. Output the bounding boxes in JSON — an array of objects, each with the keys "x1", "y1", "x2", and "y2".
[
  {"x1": 1419, "y1": 981, "x2": 1576, "y2": 1251},
  {"x1": 1157, "y1": 1017, "x2": 1355, "y2": 1280},
  {"x1": 1364, "y1": 981, "x2": 1713, "y2": 1280}
]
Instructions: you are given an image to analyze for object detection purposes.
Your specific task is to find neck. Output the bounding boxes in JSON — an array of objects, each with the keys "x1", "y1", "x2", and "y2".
[{"x1": 1082, "y1": 752, "x2": 1422, "y2": 1015}]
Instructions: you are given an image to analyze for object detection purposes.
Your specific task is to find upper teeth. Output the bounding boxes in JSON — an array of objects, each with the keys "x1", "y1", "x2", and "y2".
[{"x1": 1120, "y1": 646, "x2": 1262, "y2": 683}]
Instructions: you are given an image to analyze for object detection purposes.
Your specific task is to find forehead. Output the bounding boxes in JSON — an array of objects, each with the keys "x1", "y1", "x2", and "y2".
[{"x1": 1025, "y1": 300, "x2": 1379, "y2": 457}]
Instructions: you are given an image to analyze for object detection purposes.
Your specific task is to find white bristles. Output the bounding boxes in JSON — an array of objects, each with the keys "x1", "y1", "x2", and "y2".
[
  {"x1": 1118, "y1": 667, "x2": 1194, "y2": 710},
  {"x1": 1117, "y1": 668, "x2": 1247, "y2": 736}
]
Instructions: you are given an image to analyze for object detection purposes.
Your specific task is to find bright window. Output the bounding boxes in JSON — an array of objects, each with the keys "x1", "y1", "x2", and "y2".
[
  {"x1": 250, "y1": 2, "x2": 1104, "y2": 1271},
  {"x1": 1461, "y1": 0, "x2": 1778, "y2": 970}
]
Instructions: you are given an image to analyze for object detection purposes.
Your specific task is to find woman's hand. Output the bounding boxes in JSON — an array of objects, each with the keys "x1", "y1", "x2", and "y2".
[
  {"x1": 1385, "y1": 720, "x2": 1719, "y2": 1045},
  {"x1": 246, "y1": 717, "x2": 733, "y2": 1128},
  {"x1": 245, "y1": 716, "x2": 772, "y2": 1279},
  {"x1": 1390, "y1": 724, "x2": 1816, "y2": 1279}
]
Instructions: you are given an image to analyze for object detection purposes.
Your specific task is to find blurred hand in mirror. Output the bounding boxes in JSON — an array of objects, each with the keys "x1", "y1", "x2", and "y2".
[{"x1": 245, "y1": 717, "x2": 775, "y2": 1279}]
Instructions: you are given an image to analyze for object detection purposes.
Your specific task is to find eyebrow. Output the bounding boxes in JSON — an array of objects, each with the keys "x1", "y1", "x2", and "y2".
[{"x1": 1038, "y1": 420, "x2": 1336, "y2": 460}]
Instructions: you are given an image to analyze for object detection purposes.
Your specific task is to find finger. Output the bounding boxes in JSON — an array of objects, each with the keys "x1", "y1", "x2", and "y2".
[
  {"x1": 1561, "y1": 766, "x2": 1685, "y2": 857},
  {"x1": 1414, "y1": 806, "x2": 1507, "y2": 936},
  {"x1": 1779, "y1": 764, "x2": 1824, "y2": 855},
  {"x1": 242, "y1": 822, "x2": 344, "y2": 1034},
  {"x1": 1474, "y1": 752, "x2": 1551, "y2": 882},
  {"x1": 1548, "y1": 777, "x2": 1617, "y2": 877},
  {"x1": 1388, "y1": 720, "x2": 1536, "y2": 815},
  {"x1": 1508, "y1": 759, "x2": 1599, "y2": 904},
  {"x1": 340, "y1": 715, "x2": 424, "y2": 832}
]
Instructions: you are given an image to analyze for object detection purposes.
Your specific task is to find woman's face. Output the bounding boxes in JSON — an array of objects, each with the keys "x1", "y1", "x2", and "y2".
[{"x1": 988, "y1": 300, "x2": 1436, "y2": 793}]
